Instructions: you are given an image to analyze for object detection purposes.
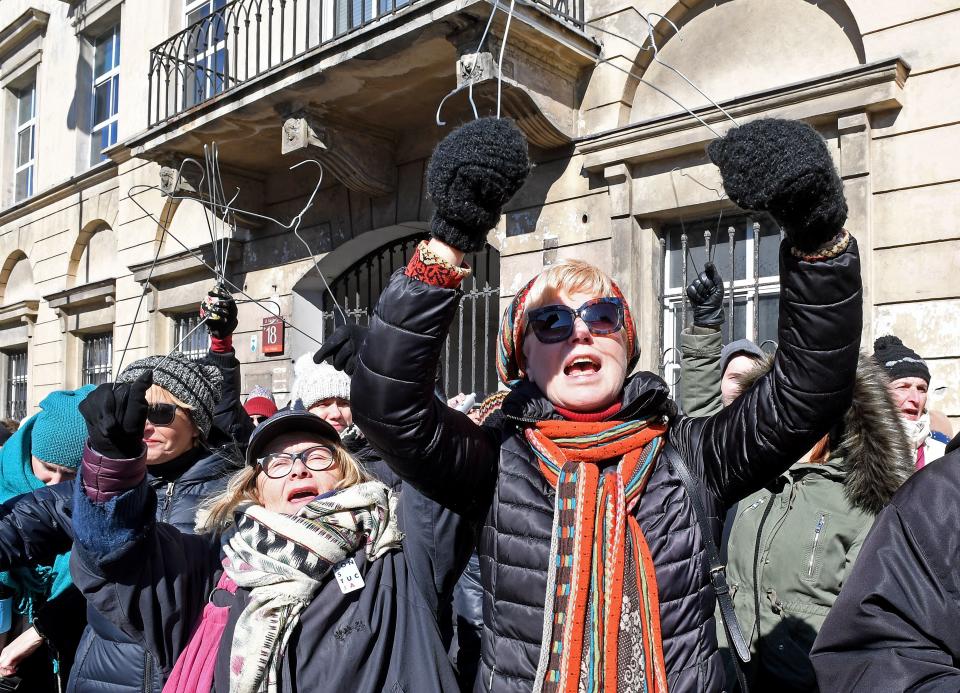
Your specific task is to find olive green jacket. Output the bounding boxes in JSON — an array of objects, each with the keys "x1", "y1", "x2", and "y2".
[
  {"x1": 716, "y1": 355, "x2": 915, "y2": 692},
  {"x1": 722, "y1": 459, "x2": 872, "y2": 690}
]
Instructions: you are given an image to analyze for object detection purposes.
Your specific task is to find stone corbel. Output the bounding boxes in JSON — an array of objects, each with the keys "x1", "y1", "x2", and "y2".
[
  {"x1": 280, "y1": 112, "x2": 396, "y2": 198},
  {"x1": 157, "y1": 155, "x2": 199, "y2": 197}
]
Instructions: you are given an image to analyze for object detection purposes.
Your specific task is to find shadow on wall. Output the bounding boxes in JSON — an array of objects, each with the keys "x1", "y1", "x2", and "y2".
[{"x1": 504, "y1": 143, "x2": 591, "y2": 237}]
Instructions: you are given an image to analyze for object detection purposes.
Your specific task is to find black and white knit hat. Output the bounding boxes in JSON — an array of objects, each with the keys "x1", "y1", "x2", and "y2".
[
  {"x1": 117, "y1": 352, "x2": 223, "y2": 438},
  {"x1": 873, "y1": 335, "x2": 930, "y2": 384}
]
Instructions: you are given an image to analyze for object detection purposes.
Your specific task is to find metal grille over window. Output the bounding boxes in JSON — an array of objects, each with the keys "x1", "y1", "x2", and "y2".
[
  {"x1": 82, "y1": 333, "x2": 114, "y2": 386},
  {"x1": 5, "y1": 351, "x2": 28, "y2": 422},
  {"x1": 658, "y1": 214, "x2": 782, "y2": 394},
  {"x1": 15, "y1": 82, "x2": 36, "y2": 202},
  {"x1": 174, "y1": 314, "x2": 209, "y2": 361},
  {"x1": 91, "y1": 24, "x2": 121, "y2": 164},
  {"x1": 320, "y1": 235, "x2": 502, "y2": 398}
]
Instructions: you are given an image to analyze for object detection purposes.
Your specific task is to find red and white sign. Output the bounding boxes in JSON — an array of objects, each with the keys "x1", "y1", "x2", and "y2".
[{"x1": 261, "y1": 317, "x2": 285, "y2": 355}]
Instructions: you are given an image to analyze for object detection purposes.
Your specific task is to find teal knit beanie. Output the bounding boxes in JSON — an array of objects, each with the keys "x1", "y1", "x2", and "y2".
[{"x1": 30, "y1": 385, "x2": 95, "y2": 470}]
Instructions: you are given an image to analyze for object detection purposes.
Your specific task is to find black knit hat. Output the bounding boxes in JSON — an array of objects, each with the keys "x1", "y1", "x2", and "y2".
[
  {"x1": 873, "y1": 335, "x2": 930, "y2": 384},
  {"x1": 427, "y1": 117, "x2": 531, "y2": 252}
]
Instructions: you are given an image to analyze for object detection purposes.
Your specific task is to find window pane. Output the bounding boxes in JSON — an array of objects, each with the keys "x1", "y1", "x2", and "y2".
[
  {"x1": 758, "y1": 220, "x2": 782, "y2": 278},
  {"x1": 94, "y1": 29, "x2": 115, "y2": 77},
  {"x1": 15, "y1": 168, "x2": 32, "y2": 201},
  {"x1": 666, "y1": 222, "x2": 747, "y2": 289},
  {"x1": 17, "y1": 86, "x2": 34, "y2": 125},
  {"x1": 16, "y1": 127, "x2": 33, "y2": 166},
  {"x1": 90, "y1": 126, "x2": 108, "y2": 163},
  {"x1": 94, "y1": 81, "x2": 113, "y2": 124},
  {"x1": 758, "y1": 294, "x2": 781, "y2": 347}
]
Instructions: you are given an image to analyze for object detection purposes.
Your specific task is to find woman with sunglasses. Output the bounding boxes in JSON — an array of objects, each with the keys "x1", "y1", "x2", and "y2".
[
  {"x1": 339, "y1": 116, "x2": 864, "y2": 693},
  {"x1": 69, "y1": 380, "x2": 468, "y2": 693}
]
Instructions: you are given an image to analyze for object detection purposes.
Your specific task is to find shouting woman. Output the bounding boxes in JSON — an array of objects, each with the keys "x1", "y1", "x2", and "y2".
[
  {"x1": 69, "y1": 378, "x2": 469, "y2": 692},
  {"x1": 338, "y1": 116, "x2": 864, "y2": 692}
]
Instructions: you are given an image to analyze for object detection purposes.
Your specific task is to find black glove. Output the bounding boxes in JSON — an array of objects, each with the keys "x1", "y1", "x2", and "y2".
[
  {"x1": 427, "y1": 117, "x2": 531, "y2": 253},
  {"x1": 313, "y1": 323, "x2": 369, "y2": 376},
  {"x1": 79, "y1": 371, "x2": 153, "y2": 459},
  {"x1": 707, "y1": 118, "x2": 847, "y2": 252},
  {"x1": 200, "y1": 286, "x2": 238, "y2": 339},
  {"x1": 686, "y1": 262, "x2": 725, "y2": 327}
]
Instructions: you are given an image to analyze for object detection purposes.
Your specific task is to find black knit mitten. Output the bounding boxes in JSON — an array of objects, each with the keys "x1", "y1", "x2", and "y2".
[
  {"x1": 708, "y1": 118, "x2": 847, "y2": 252},
  {"x1": 427, "y1": 118, "x2": 531, "y2": 253}
]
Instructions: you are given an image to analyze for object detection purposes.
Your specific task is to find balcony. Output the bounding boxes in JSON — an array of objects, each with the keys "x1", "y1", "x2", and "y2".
[
  {"x1": 148, "y1": 0, "x2": 586, "y2": 127},
  {"x1": 132, "y1": 0, "x2": 598, "y2": 183}
]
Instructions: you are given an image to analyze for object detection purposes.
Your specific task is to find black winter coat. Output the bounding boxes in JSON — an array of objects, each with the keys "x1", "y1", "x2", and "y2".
[
  {"x1": 0, "y1": 347, "x2": 250, "y2": 693},
  {"x1": 69, "y1": 475, "x2": 472, "y2": 693},
  {"x1": 810, "y1": 449, "x2": 960, "y2": 691},
  {"x1": 351, "y1": 240, "x2": 863, "y2": 693}
]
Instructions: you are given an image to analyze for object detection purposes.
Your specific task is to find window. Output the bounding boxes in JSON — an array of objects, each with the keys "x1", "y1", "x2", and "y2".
[
  {"x1": 91, "y1": 25, "x2": 120, "y2": 165},
  {"x1": 82, "y1": 332, "x2": 113, "y2": 386},
  {"x1": 184, "y1": 0, "x2": 228, "y2": 107},
  {"x1": 173, "y1": 313, "x2": 208, "y2": 361},
  {"x1": 5, "y1": 350, "x2": 27, "y2": 421},
  {"x1": 660, "y1": 213, "x2": 782, "y2": 393},
  {"x1": 14, "y1": 82, "x2": 36, "y2": 202}
]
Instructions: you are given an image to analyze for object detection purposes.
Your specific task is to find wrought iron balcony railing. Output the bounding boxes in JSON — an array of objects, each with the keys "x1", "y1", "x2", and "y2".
[{"x1": 147, "y1": 0, "x2": 585, "y2": 127}]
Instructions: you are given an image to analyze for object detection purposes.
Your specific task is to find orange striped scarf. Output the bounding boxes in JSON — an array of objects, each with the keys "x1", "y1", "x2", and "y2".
[{"x1": 527, "y1": 418, "x2": 669, "y2": 693}]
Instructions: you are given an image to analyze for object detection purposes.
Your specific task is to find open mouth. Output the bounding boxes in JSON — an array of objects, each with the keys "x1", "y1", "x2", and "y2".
[
  {"x1": 564, "y1": 355, "x2": 601, "y2": 377},
  {"x1": 286, "y1": 488, "x2": 318, "y2": 503}
]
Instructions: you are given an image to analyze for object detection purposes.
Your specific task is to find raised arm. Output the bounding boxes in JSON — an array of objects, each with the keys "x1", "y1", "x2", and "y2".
[
  {"x1": 341, "y1": 118, "x2": 530, "y2": 517},
  {"x1": 672, "y1": 119, "x2": 862, "y2": 506},
  {"x1": 679, "y1": 262, "x2": 725, "y2": 417},
  {"x1": 71, "y1": 375, "x2": 219, "y2": 677},
  {"x1": 200, "y1": 286, "x2": 255, "y2": 448}
]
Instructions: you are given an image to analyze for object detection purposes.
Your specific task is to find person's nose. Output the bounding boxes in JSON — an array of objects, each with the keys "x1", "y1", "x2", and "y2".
[
  {"x1": 569, "y1": 316, "x2": 593, "y2": 343},
  {"x1": 288, "y1": 457, "x2": 311, "y2": 478},
  {"x1": 46, "y1": 470, "x2": 63, "y2": 485}
]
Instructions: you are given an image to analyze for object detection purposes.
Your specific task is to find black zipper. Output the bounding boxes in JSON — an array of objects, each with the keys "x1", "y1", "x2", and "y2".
[{"x1": 143, "y1": 650, "x2": 153, "y2": 692}]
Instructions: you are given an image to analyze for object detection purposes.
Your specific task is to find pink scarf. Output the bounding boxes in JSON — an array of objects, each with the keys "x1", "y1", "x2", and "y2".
[{"x1": 162, "y1": 573, "x2": 237, "y2": 693}]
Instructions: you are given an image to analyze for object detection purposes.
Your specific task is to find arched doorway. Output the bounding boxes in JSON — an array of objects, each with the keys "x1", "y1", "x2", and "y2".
[{"x1": 300, "y1": 232, "x2": 502, "y2": 398}]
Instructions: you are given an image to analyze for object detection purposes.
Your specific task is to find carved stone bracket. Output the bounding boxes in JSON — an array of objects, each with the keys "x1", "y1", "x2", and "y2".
[
  {"x1": 280, "y1": 112, "x2": 396, "y2": 198},
  {"x1": 453, "y1": 53, "x2": 571, "y2": 149},
  {"x1": 445, "y1": 1, "x2": 601, "y2": 151}
]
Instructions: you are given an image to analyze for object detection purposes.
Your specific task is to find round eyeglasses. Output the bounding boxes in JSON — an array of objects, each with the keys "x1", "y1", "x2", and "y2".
[{"x1": 257, "y1": 445, "x2": 336, "y2": 479}]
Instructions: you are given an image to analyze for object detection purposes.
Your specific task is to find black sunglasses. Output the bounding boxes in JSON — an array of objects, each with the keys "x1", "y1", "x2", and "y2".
[
  {"x1": 146, "y1": 403, "x2": 179, "y2": 426},
  {"x1": 526, "y1": 297, "x2": 624, "y2": 344}
]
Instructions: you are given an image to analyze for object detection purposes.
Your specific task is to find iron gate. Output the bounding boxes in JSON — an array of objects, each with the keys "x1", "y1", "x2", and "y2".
[{"x1": 321, "y1": 235, "x2": 501, "y2": 398}]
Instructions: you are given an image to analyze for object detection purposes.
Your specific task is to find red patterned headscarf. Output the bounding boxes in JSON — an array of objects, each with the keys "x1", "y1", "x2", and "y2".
[{"x1": 496, "y1": 271, "x2": 640, "y2": 386}]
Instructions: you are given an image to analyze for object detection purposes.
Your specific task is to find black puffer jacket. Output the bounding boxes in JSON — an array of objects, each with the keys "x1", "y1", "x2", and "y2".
[{"x1": 351, "y1": 240, "x2": 863, "y2": 692}]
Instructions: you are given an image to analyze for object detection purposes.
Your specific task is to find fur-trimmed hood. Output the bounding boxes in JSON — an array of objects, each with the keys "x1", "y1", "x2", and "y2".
[{"x1": 741, "y1": 353, "x2": 913, "y2": 514}]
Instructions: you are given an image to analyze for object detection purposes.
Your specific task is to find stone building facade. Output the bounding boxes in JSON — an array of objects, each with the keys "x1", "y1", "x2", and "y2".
[{"x1": 0, "y1": 0, "x2": 957, "y2": 430}]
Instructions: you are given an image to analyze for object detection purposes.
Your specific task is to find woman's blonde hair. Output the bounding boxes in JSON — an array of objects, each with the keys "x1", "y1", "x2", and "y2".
[
  {"x1": 147, "y1": 383, "x2": 195, "y2": 411},
  {"x1": 523, "y1": 259, "x2": 615, "y2": 316},
  {"x1": 196, "y1": 442, "x2": 373, "y2": 533}
]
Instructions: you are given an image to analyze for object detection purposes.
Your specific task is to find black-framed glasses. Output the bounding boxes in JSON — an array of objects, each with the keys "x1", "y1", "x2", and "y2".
[
  {"x1": 526, "y1": 297, "x2": 624, "y2": 344},
  {"x1": 147, "y1": 403, "x2": 179, "y2": 426},
  {"x1": 257, "y1": 445, "x2": 336, "y2": 479}
]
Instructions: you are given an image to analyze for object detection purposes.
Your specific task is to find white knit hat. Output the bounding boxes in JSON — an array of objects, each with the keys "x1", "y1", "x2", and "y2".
[{"x1": 291, "y1": 353, "x2": 351, "y2": 409}]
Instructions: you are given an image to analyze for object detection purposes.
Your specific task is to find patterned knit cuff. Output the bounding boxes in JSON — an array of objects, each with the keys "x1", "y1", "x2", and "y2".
[
  {"x1": 404, "y1": 240, "x2": 472, "y2": 289},
  {"x1": 210, "y1": 334, "x2": 233, "y2": 353},
  {"x1": 790, "y1": 228, "x2": 851, "y2": 262}
]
